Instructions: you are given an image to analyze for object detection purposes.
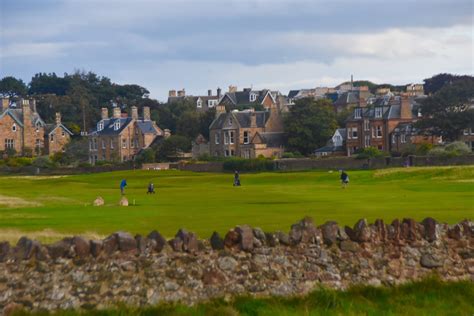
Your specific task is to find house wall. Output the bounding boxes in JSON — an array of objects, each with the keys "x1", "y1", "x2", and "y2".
[
  {"x1": 0, "y1": 114, "x2": 23, "y2": 154},
  {"x1": 46, "y1": 127, "x2": 71, "y2": 155}
]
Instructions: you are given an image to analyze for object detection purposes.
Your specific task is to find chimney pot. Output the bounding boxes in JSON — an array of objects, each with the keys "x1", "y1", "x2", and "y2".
[
  {"x1": 131, "y1": 106, "x2": 138, "y2": 120},
  {"x1": 113, "y1": 107, "x2": 121, "y2": 119},
  {"x1": 143, "y1": 106, "x2": 151, "y2": 121},
  {"x1": 1, "y1": 98, "x2": 9, "y2": 111},
  {"x1": 55, "y1": 112, "x2": 61, "y2": 125},
  {"x1": 229, "y1": 85, "x2": 237, "y2": 93},
  {"x1": 208, "y1": 89, "x2": 212, "y2": 97},
  {"x1": 101, "y1": 108, "x2": 109, "y2": 120},
  {"x1": 169, "y1": 90, "x2": 176, "y2": 97},
  {"x1": 217, "y1": 87, "x2": 222, "y2": 98},
  {"x1": 177, "y1": 89, "x2": 185, "y2": 97}
]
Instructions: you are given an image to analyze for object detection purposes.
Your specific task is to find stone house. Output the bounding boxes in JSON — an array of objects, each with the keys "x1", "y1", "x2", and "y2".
[
  {"x1": 167, "y1": 89, "x2": 221, "y2": 112},
  {"x1": 345, "y1": 94, "x2": 426, "y2": 156},
  {"x1": 88, "y1": 106, "x2": 164, "y2": 164},
  {"x1": 333, "y1": 86, "x2": 372, "y2": 113},
  {"x1": 405, "y1": 83, "x2": 425, "y2": 97},
  {"x1": 390, "y1": 122, "x2": 441, "y2": 154},
  {"x1": 218, "y1": 86, "x2": 280, "y2": 111},
  {"x1": 0, "y1": 97, "x2": 71, "y2": 156},
  {"x1": 44, "y1": 113, "x2": 73, "y2": 156},
  {"x1": 208, "y1": 105, "x2": 285, "y2": 158},
  {"x1": 461, "y1": 128, "x2": 474, "y2": 152},
  {"x1": 191, "y1": 134, "x2": 210, "y2": 159}
]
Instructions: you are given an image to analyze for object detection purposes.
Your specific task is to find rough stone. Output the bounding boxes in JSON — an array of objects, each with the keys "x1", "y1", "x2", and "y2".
[
  {"x1": 276, "y1": 231, "x2": 290, "y2": 246},
  {"x1": 90, "y1": 240, "x2": 103, "y2": 257},
  {"x1": 224, "y1": 229, "x2": 239, "y2": 248},
  {"x1": 93, "y1": 196, "x2": 104, "y2": 206},
  {"x1": 420, "y1": 253, "x2": 443, "y2": 268},
  {"x1": 401, "y1": 218, "x2": 418, "y2": 241},
  {"x1": 352, "y1": 219, "x2": 371, "y2": 242},
  {"x1": 0, "y1": 241, "x2": 11, "y2": 262},
  {"x1": 340, "y1": 240, "x2": 359, "y2": 252},
  {"x1": 73, "y1": 236, "x2": 90, "y2": 258},
  {"x1": 320, "y1": 221, "x2": 339, "y2": 246},
  {"x1": 47, "y1": 238, "x2": 74, "y2": 259},
  {"x1": 135, "y1": 235, "x2": 146, "y2": 253},
  {"x1": 175, "y1": 229, "x2": 199, "y2": 253},
  {"x1": 102, "y1": 235, "x2": 118, "y2": 255},
  {"x1": 210, "y1": 232, "x2": 224, "y2": 250},
  {"x1": 289, "y1": 216, "x2": 318, "y2": 245},
  {"x1": 147, "y1": 230, "x2": 166, "y2": 252},
  {"x1": 265, "y1": 232, "x2": 278, "y2": 247},
  {"x1": 421, "y1": 217, "x2": 438, "y2": 242},
  {"x1": 218, "y1": 256, "x2": 238, "y2": 271},
  {"x1": 236, "y1": 225, "x2": 254, "y2": 251},
  {"x1": 253, "y1": 227, "x2": 266, "y2": 243},
  {"x1": 114, "y1": 232, "x2": 137, "y2": 252},
  {"x1": 14, "y1": 237, "x2": 42, "y2": 260}
]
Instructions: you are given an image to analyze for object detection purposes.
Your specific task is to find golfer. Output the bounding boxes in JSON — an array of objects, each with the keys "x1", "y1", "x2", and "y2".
[
  {"x1": 120, "y1": 179, "x2": 127, "y2": 195},
  {"x1": 233, "y1": 170, "x2": 241, "y2": 186},
  {"x1": 147, "y1": 182, "x2": 155, "y2": 194},
  {"x1": 340, "y1": 170, "x2": 349, "y2": 188}
]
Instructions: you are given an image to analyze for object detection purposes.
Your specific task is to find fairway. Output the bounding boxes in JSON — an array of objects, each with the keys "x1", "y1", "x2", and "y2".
[{"x1": 0, "y1": 166, "x2": 473, "y2": 242}]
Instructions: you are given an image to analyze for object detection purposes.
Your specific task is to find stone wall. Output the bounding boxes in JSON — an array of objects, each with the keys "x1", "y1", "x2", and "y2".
[{"x1": 1, "y1": 217, "x2": 473, "y2": 313}]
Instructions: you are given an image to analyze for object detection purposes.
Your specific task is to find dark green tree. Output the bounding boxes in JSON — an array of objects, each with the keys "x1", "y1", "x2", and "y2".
[
  {"x1": 423, "y1": 73, "x2": 473, "y2": 95},
  {"x1": 0, "y1": 76, "x2": 27, "y2": 98},
  {"x1": 284, "y1": 98, "x2": 338, "y2": 155},
  {"x1": 416, "y1": 77, "x2": 474, "y2": 141},
  {"x1": 156, "y1": 135, "x2": 191, "y2": 162}
]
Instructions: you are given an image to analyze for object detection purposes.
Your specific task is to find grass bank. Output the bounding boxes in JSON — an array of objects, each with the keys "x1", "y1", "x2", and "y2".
[{"x1": 11, "y1": 277, "x2": 474, "y2": 316}]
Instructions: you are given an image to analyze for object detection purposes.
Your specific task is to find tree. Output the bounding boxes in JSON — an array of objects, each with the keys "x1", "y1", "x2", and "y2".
[
  {"x1": 416, "y1": 77, "x2": 474, "y2": 142},
  {"x1": 156, "y1": 135, "x2": 191, "y2": 162},
  {"x1": 0, "y1": 76, "x2": 27, "y2": 98},
  {"x1": 423, "y1": 73, "x2": 473, "y2": 95},
  {"x1": 284, "y1": 98, "x2": 338, "y2": 155}
]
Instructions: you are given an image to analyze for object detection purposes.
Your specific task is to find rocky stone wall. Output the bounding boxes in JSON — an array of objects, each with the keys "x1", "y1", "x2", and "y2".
[{"x1": 0, "y1": 217, "x2": 473, "y2": 313}]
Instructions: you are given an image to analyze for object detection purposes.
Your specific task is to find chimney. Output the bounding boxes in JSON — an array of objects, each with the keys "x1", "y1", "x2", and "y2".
[
  {"x1": 250, "y1": 112, "x2": 257, "y2": 128},
  {"x1": 101, "y1": 108, "x2": 109, "y2": 120},
  {"x1": 143, "y1": 106, "x2": 151, "y2": 121},
  {"x1": 21, "y1": 99, "x2": 30, "y2": 123},
  {"x1": 228, "y1": 85, "x2": 237, "y2": 93},
  {"x1": 113, "y1": 107, "x2": 121, "y2": 119},
  {"x1": 131, "y1": 106, "x2": 138, "y2": 120},
  {"x1": 55, "y1": 112, "x2": 61, "y2": 125},
  {"x1": 30, "y1": 99, "x2": 37, "y2": 113},
  {"x1": 350, "y1": 74, "x2": 354, "y2": 91},
  {"x1": 169, "y1": 90, "x2": 176, "y2": 97},
  {"x1": 208, "y1": 89, "x2": 212, "y2": 97},
  {"x1": 400, "y1": 93, "x2": 411, "y2": 120},
  {"x1": 1, "y1": 98, "x2": 9, "y2": 112},
  {"x1": 164, "y1": 129, "x2": 171, "y2": 138},
  {"x1": 215, "y1": 104, "x2": 226, "y2": 118},
  {"x1": 177, "y1": 89, "x2": 185, "y2": 97},
  {"x1": 217, "y1": 87, "x2": 222, "y2": 98}
]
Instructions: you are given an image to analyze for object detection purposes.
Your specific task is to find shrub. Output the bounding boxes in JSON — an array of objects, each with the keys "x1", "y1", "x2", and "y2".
[
  {"x1": 135, "y1": 148, "x2": 155, "y2": 164},
  {"x1": 429, "y1": 142, "x2": 471, "y2": 157},
  {"x1": 282, "y1": 151, "x2": 304, "y2": 159},
  {"x1": 5, "y1": 157, "x2": 34, "y2": 167},
  {"x1": 416, "y1": 143, "x2": 433, "y2": 155},
  {"x1": 32, "y1": 156, "x2": 54, "y2": 168},
  {"x1": 355, "y1": 147, "x2": 385, "y2": 159},
  {"x1": 223, "y1": 157, "x2": 275, "y2": 172}
]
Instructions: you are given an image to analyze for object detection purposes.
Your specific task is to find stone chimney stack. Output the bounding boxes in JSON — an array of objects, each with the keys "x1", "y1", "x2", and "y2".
[
  {"x1": 177, "y1": 89, "x2": 185, "y2": 97},
  {"x1": 30, "y1": 99, "x2": 37, "y2": 113},
  {"x1": 131, "y1": 106, "x2": 138, "y2": 120},
  {"x1": 400, "y1": 93, "x2": 412, "y2": 120},
  {"x1": 208, "y1": 89, "x2": 212, "y2": 97},
  {"x1": 217, "y1": 87, "x2": 222, "y2": 98},
  {"x1": 143, "y1": 106, "x2": 151, "y2": 121},
  {"x1": 1, "y1": 98, "x2": 9, "y2": 112},
  {"x1": 215, "y1": 104, "x2": 226, "y2": 118},
  {"x1": 113, "y1": 107, "x2": 121, "y2": 119},
  {"x1": 169, "y1": 90, "x2": 176, "y2": 97},
  {"x1": 21, "y1": 99, "x2": 30, "y2": 119},
  {"x1": 250, "y1": 112, "x2": 257, "y2": 128},
  {"x1": 101, "y1": 108, "x2": 109, "y2": 120},
  {"x1": 55, "y1": 112, "x2": 61, "y2": 125},
  {"x1": 229, "y1": 85, "x2": 237, "y2": 93}
]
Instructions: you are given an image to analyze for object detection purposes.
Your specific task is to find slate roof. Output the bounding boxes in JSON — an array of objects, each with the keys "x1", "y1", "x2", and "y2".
[
  {"x1": 210, "y1": 111, "x2": 270, "y2": 129},
  {"x1": 44, "y1": 123, "x2": 73, "y2": 135},
  {"x1": 334, "y1": 91, "x2": 360, "y2": 106},
  {"x1": 288, "y1": 90, "x2": 300, "y2": 99},
  {"x1": 221, "y1": 89, "x2": 275, "y2": 106},
  {"x1": 346, "y1": 96, "x2": 420, "y2": 121},
  {"x1": 137, "y1": 121, "x2": 159, "y2": 135},
  {"x1": 0, "y1": 108, "x2": 45, "y2": 127},
  {"x1": 257, "y1": 132, "x2": 286, "y2": 147},
  {"x1": 314, "y1": 145, "x2": 345, "y2": 153},
  {"x1": 336, "y1": 128, "x2": 347, "y2": 140}
]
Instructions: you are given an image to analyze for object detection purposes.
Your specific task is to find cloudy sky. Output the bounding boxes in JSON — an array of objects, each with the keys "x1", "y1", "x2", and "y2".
[{"x1": 1, "y1": 0, "x2": 473, "y2": 100}]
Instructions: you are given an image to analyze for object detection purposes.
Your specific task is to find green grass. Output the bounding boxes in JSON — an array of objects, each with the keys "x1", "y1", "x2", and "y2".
[
  {"x1": 0, "y1": 166, "x2": 473, "y2": 241},
  {"x1": 12, "y1": 277, "x2": 474, "y2": 315}
]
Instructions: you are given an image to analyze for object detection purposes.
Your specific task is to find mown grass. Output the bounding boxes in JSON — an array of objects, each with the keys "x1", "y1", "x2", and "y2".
[
  {"x1": 0, "y1": 166, "x2": 473, "y2": 242},
  {"x1": 12, "y1": 277, "x2": 474, "y2": 316}
]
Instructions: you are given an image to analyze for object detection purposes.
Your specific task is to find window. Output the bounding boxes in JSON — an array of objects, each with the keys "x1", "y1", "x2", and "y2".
[
  {"x1": 12, "y1": 124, "x2": 16, "y2": 132},
  {"x1": 351, "y1": 128, "x2": 358, "y2": 139},
  {"x1": 5, "y1": 139, "x2": 14, "y2": 149},
  {"x1": 364, "y1": 120, "x2": 370, "y2": 131},
  {"x1": 35, "y1": 139, "x2": 41, "y2": 148},
  {"x1": 224, "y1": 132, "x2": 229, "y2": 144},
  {"x1": 364, "y1": 135, "x2": 370, "y2": 147},
  {"x1": 197, "y1": 99, "x2": 202, "y2": 108},
  {"x1": 230, "y1": 150, "x2": 235, "y2": 156},
  {"x1": 375, "y1": 107, "x2": 383, "y2": 118},
  {"x1": 229, "y1": 131, "x2": 234, "y2": 144},
  {"x1": 228, "y1": 118, "x2": 232, "y2": 125},
  {"x1": 224, "y1": 150, "x2": 229, "y2": 157},
  {"x1": 122, "y1": 138, "x2": 127, "y2": 148},
  {"x1": 208, "y1": 100, "x2": 218, "y2": 107},
  {"x1": 354, "y1": 108, "x2": 362, "y2": 119},
  {"x1": 464, "y1": 129, "x2": 469, "y2": 135},
  {"x1": 61, "y1": 130, "x2": 65, "y2": 137},
  {"x1": 110, "y1": 139, "x2": 114, "y2": 149},
  {"x1": 401, "y1": 134, "x2": 406, "y2": 143},
  {"x1": 131, "y1": 138, "x2": 135, "y2": 148},
  {"x1": 36, "y1": 123, "x2": 41, "y2": 133},
  {"x1": 243, "y1": 131, "x2": 249, "y2": 144},
  {"x1": 376, "y1": 126, "x2": 382, "y2": 138},
  {"x1": 50, "y1": 134, "x2": 54, "y2": 142},
  {"x1": 392, "y1": 134, "x2": 396, "y2": 144},
  {"x1": 215, "y1": 133, "x2": 220, "y2": 144},
  {"x1": 134, "y1": 139, "x2": 139, "y2": 148},
  {"x1": 249, "y1": 93, "x2": 257, "y2": 102},
  {"x1": 114, "y1": 121, "x2": 120, "y2": 131},
  {"x1": 102, "y1": 140, "x2": 106, "y2": 149},
  {"x1": 97, "y1": 121, "x2": 104, "y2": 131}
]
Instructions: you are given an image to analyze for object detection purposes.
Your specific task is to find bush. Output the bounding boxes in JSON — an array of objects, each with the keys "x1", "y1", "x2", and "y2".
[
  {"x1": 355, "y1": 147, "x2": 385, "y2": 159},
  {"x1": 5, "y1": 157, "x2": 34, "y2": 167},
  {"x1": 416, "y1": 143, "x2": 433, "y2": 155},
  {"x1": 282, "y1": 151, "x2": 304, "y2": 159},
  {"x1": 428, "y1": 142, "x2": 471, "y2": 157},
  {"x1": 223, "y1": 157, "x2": 275, "y2": 172},
  {"x1": 135, "y1": 148, "x2": 155, "y2": 164},
  {"x1": 32, "y1": 156, "x2": 54, "y2": 168}
]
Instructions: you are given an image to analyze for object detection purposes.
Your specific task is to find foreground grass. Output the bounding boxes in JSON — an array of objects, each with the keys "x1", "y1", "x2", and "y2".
[
  {"x1": 0, "y1": 166, "x2": 473, "y2": 241},
  {"x1": 12, "y1": 277, "x2": 474, "y2": 316}
]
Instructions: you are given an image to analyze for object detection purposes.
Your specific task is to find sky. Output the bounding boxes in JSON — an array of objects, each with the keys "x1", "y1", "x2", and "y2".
[{"x1": 1, "y1": 0, "x2": 473, "y2": 101}]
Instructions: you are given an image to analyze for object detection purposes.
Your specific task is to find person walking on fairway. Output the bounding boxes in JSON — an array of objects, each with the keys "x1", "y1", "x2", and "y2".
[
  {"x1": 147, "y1": 182, "x2": 155, "y2": 194},
  {"x1": 120, "y1": 179, "x2": 127, "y2": 195},
  {"x1": 340, "y1": 170, "x2": 349, "y2": 188},
  {"x1": 233, "y1": 170, "x2": 241, "y2": 186}
]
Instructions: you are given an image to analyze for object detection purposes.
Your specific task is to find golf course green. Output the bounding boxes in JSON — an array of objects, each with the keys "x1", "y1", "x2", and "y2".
[{"x1": 0, "y1": 166, "x2": 473, "y2": 242}]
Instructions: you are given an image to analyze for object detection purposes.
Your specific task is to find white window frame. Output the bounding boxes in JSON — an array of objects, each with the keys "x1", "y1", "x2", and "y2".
[
  {"x1": 250, "y1": 93, "x2": 257, "y2": 102},
  {"x1": 351, "y1": 128, "x2": 358, "y2": 139},
  {"x1": 354, "y1": 108, "x2": 362, "y2": 119},
  {"x1": 392, "y1": 134, "x2": 396, "y2": 144},
  {"x1": 364, "y1": 135, "x2": 370, "y2": 147},
  {"x1": 364, "y1": 120, "x2": 370, "y2": 131},
  {"x1": 243, "y1": 131, "x2": 249, "y2": 144},
  {"x1": 376, "y1": 126, "x2": 382, "y2": 138},
  {"x1": 122, "y1": 138, "x2": 127, "y2": 149},
  {"x1": 5, "y1": 139, "x2": 14, "y2": 149},
  {"x1": 208, "y1": 100, "x2": 218, "y2": 107},
  {"x1": 102, "y1": 140, "x2": 106, "y2": 149},
  {"x1": 224, "y1": 132, "x2": 229, "y2": 145},
  {"x1": 197, "y1": 99, "x2": 202, "y2": 108},
  {"x1": 230, "y1": 131, "x2": 234, "y2": 144},
  {"x1": 12, "y1": 123, "x2": 16, "y2": 132},
  {"x1": 375, "y1": 107, "x2": 383, "y2": 118},
  {"x1": 401, "y1": 134, "x2": 406, "y2": 143},
  {"x1": 215, "y1": 133, "x2": 220, "y2": 145},
  {"x1": 110, "y1": 139, "x2": 114, "y2": 149},
  {"x1": 114, "y1": 121, "x2": 120, "y2": 131},
  {"x1": 98, "y1": 121, "x2": 104, "y2": 131}
]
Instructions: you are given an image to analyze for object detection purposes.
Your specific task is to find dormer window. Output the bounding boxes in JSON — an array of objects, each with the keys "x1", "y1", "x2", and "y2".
[
  {"x1": 97, "y1": 121, "x2": 104, "y2": 131},
  {"x1": 197, "y1": 99, "x2": 202, "y2": 108},
  {"x1": 354, "y1": 108, "x2": 362, "y2": 119},
  {"x1": 208, "y1": 100, "x2": 218, "y2": 107},
  {"x1": 228, "y1": 117, "x2": 232, "y2": 125},
  {"x1": 417, "y1": 109, "x2": 422, "y2": 117},
  {"x1": 12, "y1": 124, "x2": 17, "y2": 132},
  {"x1": 35, "y1": 122, "x2": 41, "y2": 133},
  {"x1": 375, "y1": 107, "x2": 383, "y2": 118},
  {"x1": 114, "y1": 120, "x2": 121, "y2": 131},
  {"x1": 249, "y1": 93, "x2": 257, "y2": 102}
]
